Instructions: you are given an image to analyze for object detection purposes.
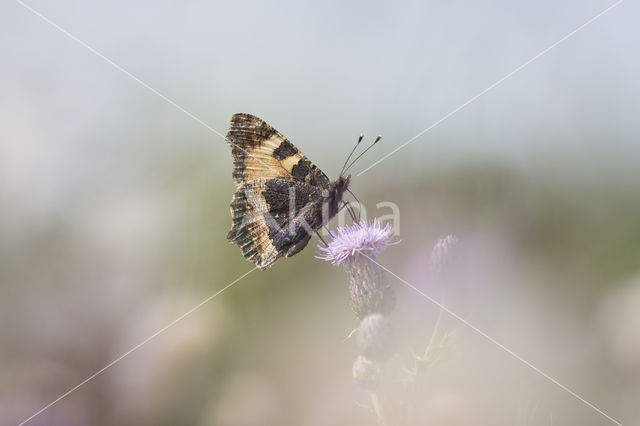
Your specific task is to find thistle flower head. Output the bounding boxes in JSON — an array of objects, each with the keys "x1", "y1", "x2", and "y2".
[
  {"x1": 316, "y1": 219, "x2": 398, "y2": 266},
  {"x1": 317, "y1": 219, "x2": 398, "y2": 318}
]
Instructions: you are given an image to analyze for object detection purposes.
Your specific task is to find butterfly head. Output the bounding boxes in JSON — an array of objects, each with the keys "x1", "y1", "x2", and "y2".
[
  {"x1": 335, "y1": 174, "x2": 351, "y2": 193},
  {"x1": 331, "y1": 134, "x2": 381, "y2": 222}
]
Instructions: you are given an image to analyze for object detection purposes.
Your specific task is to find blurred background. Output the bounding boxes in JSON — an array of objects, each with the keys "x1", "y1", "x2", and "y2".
[{"x1": 1, "y1": 0, "x2": 639, "y2": 424}]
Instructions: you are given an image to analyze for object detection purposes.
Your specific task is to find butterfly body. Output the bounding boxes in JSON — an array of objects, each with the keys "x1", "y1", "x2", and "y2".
[{"x1": 226, "y1": 113, "x2": 350, "y2": 270}]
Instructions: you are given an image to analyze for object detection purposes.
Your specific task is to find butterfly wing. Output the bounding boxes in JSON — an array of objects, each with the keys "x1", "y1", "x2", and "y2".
[
  {"x1": 227, "y1": 178, "x2": 325, "y2": 269},
  {"x1": 226, "y1": 113, "x2": 330, "y2": 188},
  {"x1": 226, "y1": 113, "x2": 335, "y2": 269}
]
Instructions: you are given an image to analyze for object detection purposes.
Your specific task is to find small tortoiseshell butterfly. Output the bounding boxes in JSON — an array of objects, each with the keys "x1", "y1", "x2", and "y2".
[{"x1": 226, "y1": 113, "x2": 378, "y2": 270}]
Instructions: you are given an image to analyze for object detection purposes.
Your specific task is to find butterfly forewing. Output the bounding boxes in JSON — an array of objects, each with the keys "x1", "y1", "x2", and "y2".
[{"x1": 227, "y1": 113, "x2": 330, "y2": 187}]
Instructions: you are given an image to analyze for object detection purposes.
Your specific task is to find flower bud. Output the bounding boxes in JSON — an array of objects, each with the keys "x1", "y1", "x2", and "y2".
[
  {"x1": 346, "y1": 257, "x2": 395, "y2": 319},
  {"x1": 356, "y1": 313, "x2": 396, "y2": 362}
]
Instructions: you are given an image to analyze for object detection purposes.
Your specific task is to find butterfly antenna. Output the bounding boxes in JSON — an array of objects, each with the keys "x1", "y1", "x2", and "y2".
[
  {"x1": 344, "y1": 135, "x2": 382, "y2": 173},
  {"x1": 340, "y1": 133, "x2": 364, "y2": 176}
]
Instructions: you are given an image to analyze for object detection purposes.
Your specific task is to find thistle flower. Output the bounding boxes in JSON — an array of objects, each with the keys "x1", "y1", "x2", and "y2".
[
  {"x1": 317, "y1": 219, "x2": 398, "y2": 318},
  {"x1": 316, "y1": 219, "x2": 398, "y2": 266}
]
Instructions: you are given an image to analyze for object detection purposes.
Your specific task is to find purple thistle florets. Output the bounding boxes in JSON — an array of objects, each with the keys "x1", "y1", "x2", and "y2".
[{"x1": 316, "y1": 219, "x2": 398, "y2": 266}]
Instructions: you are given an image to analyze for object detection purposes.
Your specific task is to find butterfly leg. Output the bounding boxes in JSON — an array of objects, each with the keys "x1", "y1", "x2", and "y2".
[
  {"x1": 345, "y1": 190, "x2": 363, "y2": 222},
  {"x1": 342, "y1": 201, "x2": 358, "y2": 222},
  {"x1": 315, "y1": 230, "x2": 328, "y2": 246}
]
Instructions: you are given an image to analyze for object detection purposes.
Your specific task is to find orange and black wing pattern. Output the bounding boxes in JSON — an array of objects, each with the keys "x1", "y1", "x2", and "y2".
[
  {"x1": 226, "y1": 113, "x2": 330, "y2": 188},
  {"x1": 226, "y1": 113, "x2": 330, "y2": 269}
]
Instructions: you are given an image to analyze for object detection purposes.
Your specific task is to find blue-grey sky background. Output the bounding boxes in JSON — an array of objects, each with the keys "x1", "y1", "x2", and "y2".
[{"x1": 2, "y1": 0, "x2": 638, "y2": 195}]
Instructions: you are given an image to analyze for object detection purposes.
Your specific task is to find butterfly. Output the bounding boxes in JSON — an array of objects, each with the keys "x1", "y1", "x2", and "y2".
[{"x1": 226, "y1": 113, "x2": 379, "y2": 270}]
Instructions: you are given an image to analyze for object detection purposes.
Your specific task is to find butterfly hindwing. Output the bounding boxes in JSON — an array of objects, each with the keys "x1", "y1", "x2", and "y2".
[
  {"x1": 227, "y1": 113, "x2": 330, "y2": 188},
  {"x1": 227, "y1": 178, "x2": 325, "y2": 269}
]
